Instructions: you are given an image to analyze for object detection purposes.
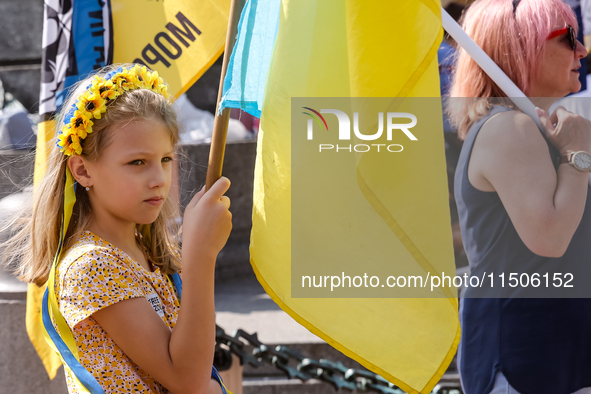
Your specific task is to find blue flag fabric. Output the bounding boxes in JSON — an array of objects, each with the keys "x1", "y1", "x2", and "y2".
[{"x1": 218, "y1": 0, "x2": 280, "y2": 117}]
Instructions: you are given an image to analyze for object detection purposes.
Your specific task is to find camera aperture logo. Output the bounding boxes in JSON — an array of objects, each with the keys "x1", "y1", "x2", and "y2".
[{"x1": 302, "y1": 107, "x2": 418, "y2": 153}]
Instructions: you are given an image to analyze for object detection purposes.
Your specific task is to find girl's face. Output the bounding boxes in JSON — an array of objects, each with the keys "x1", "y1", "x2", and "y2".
[
  {"x1": 87, "y1": 118, "x2": 175, "y2": 228},
  {"x1": 533, "y1": 23, "x2": 587, "y2": 97}
]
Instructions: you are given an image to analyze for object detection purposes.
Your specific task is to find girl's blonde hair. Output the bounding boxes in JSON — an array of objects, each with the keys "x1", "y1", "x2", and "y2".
[
  {"x1": 3, "y1": 64, "x2": 182, "y2": 286},
  {"x1": 448, "y1": 0, "x2": 578, "y2": 139}
]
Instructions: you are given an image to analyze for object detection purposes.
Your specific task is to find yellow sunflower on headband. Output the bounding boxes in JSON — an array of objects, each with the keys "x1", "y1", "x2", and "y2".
[
  {"x1": 111, "y1": 67, "x2": 140, "y2": 91},
  {"x1": 135, "y1": 65, "x2": 153, "y2": 90},
  {"x1": 150, "y1": 72, "x2": 169, "y2": 97},
  {"x1": 77, "y1": 91, "x2": 107, "y2": 120},
  {"x1": 58, "y1": 130, "x2": 83, "y2": 156},
  {"x1": 132, "y1": 64, "x2": 169, "y2": 98},
  {"x1": 91, "y1": 77, "x2": 118, "y2": 101},
  {"x1": 68, "y1": 110, "x2": 94, "y2": 139}
]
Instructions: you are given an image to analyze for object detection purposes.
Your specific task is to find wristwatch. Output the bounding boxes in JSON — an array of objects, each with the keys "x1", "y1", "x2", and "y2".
[{"x1": 560, "y1": 151, "x2": 591, "y2": 172}]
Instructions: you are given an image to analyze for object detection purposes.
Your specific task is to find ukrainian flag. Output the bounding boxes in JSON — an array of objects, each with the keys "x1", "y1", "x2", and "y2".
[{"x1": 221, "y1": 1, "x2": 460, "y2": 392}]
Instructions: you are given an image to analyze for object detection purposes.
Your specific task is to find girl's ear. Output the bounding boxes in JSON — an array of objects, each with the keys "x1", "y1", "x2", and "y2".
[{"x1": 67, "y1": 156, "x2": 92, "y2": 187}]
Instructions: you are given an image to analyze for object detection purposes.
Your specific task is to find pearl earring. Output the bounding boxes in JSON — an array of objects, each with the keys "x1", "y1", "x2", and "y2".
[{"x1": 86, "y1": 186, "x2": 90, "y2": 191}]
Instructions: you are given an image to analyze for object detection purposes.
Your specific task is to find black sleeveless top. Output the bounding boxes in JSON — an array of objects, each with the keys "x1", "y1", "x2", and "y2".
[{"x1": 454, "y1": 106, "x2": 591, "y2": 394}]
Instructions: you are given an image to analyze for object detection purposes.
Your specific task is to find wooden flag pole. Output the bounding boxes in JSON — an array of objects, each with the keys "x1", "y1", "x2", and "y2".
[
  {"x1": 206, "y1": 0, "x2": 247, "y2": 191},
  {"x1": 205, "y1": 2, "x2": 247, "y2": 391}
]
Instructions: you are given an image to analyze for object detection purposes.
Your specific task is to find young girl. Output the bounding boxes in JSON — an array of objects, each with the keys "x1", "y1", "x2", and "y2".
[{"x1": 6, "y1": 64, "x2": 232, "y2": 393}]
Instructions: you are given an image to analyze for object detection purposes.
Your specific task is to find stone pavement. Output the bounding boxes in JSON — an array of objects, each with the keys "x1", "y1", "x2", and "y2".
[{"x1": 215, "y1": 278, "x2": 321, "y2": 345}]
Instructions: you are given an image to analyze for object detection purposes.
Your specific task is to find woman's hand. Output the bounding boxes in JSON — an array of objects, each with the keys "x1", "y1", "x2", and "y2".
[
  {"x1": 536, "y1": 107, "x2": 591, "y2": 156},
  {"x1": 181, "y1": 177, "x2": 232, "y2": 263}
]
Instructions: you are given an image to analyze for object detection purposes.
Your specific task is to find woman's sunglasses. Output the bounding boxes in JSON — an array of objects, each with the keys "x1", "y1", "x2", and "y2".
[{"x1": 546, "y1": 25, "x2": 577, "y2": 50}]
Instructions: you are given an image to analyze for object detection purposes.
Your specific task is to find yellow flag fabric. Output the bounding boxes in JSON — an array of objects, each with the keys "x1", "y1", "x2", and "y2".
[
  {"x1": 250, "y1": 1, "x2": 460, "y2": 393},
  {"x1": 29, "y1": 119, "x2": 62, "y2": 378},
  {"x1": 30, "y1": 0, "x2": 230, "y2": 378},
  {"x1": 111, "y1": 0, "x2": 230, "y2": 98}
]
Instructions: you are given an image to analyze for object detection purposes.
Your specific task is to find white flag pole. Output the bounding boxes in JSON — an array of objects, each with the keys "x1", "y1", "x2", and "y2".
[{"x1": 441, "y1": 8, "x2": 543, "y2": 129}]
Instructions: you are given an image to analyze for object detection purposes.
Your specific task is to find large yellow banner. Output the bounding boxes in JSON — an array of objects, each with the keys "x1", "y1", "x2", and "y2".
[{"x1": 111, "y1": 0, "x2": 230, "y2": 97}]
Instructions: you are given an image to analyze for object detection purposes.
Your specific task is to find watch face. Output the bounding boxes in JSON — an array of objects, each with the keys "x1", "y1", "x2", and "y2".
[{"x1": 573, "y1": 152, "x2": 591, "y2": 170}]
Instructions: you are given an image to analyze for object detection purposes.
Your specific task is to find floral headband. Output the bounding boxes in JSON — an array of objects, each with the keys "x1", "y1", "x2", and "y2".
[{"x1": 56, "y1": 65, "x2": 170, "y2": 156}]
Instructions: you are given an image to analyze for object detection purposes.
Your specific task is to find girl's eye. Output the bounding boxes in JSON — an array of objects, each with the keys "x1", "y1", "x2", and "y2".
[
  {"x1": 129, "y1": 159, "x2": 144, "y2": 166},
  {"x1": 162, "y1": 156, "x2": 173, "y2": 163}
]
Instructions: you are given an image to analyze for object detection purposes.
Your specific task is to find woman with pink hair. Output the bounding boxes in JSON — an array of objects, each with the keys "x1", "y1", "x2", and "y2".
[{"x1": 450, "y1": 0, "x2": 590, "y2": 393}]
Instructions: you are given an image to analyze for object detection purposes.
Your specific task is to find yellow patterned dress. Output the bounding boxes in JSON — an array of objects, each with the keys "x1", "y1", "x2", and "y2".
[{"x1": 54, "y1": 230, "x2": 181, "y2": 393}]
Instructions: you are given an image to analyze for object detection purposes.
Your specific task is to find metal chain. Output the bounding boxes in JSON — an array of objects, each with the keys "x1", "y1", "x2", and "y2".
[{"x1": 213, "y1": 325, "x2": 463, "y2": 394}]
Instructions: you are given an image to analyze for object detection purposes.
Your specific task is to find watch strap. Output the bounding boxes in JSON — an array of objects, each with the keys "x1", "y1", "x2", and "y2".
[{"x1": 560, "y1": 152, "x2": 573, "y2": 164}]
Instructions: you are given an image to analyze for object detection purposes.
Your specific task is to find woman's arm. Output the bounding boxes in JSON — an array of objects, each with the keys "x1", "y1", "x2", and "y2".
[
  {"x1": 469, "y1": 108, "x2": 591, "y2": 257},
  {"x1": 92, "y1": 177, "x2": 232, "y2": 394}
]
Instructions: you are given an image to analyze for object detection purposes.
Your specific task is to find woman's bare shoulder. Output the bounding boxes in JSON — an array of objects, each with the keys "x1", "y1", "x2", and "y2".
[
  {"x1": 477, "y1": 110, "x2": 548, "y2": 154},
  {"x1": 469, "y1": 109, "x2": 553, "y2": 191}
]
